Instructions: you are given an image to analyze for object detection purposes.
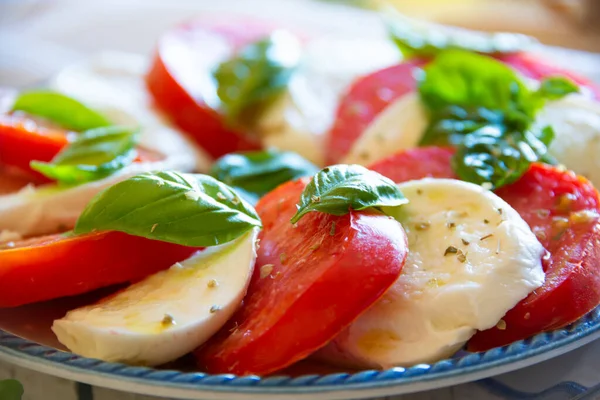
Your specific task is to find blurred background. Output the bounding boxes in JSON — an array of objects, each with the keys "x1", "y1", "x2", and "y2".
[{"x1": 1, "y1": 0, "x2": 600, "y2": 86}]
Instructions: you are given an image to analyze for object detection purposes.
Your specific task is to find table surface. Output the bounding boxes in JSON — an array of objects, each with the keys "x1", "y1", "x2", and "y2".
[{"x1": 1, "y1": 1, "x2": 600, "y2": 399}]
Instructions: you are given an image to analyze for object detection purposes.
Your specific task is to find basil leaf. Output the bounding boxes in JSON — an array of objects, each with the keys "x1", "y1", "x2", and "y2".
[
  {"x1": 12, "y1": 91, "x2": 111, "y2": 131},
  {"x1": 385, "y1": 8, "x2": 536, "y2": 59},
  {"x1": 214, "y1": 31, "x2": 301, "y2": 125},
  {"x1": 290, "y1": 164, "x2": 408, "y2": 223},
  {"x1": 418, "y1": 50, "x2": 578, "y2": 188},
  {"x1": 536, "y1": 76, "x2": 580, "y2": 100},
  {"x1": 210, "y1": 149, "x2": 319, "y2": 202},
  {"x1": 30, "y1": 126, "x2": 139, "y2": 185},
  {"x1": 0, "y1": 380, "x2": 24, "y2": 400},
  {"x1": 75, "y1": 172, "x2": 262, "y2": 247}
]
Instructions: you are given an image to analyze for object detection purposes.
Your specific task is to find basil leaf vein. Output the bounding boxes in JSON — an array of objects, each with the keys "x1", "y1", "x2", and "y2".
[
  {"x1": 291, "y1": 164, "x2": 408, "y2": 223},
  {"x1": 75, "y1": 172, "x2": 262, "y2": 247},
  {"x1": 210, "y1": 149, "x2": 319, "y2": 203},
  {"x1": 30, "y1": 126, "x2": 140, "y2": 185},
  {"x1": 214, "y1": 31, "x2": 301, "y2": 125},
  {"x1": 11, "y1": 90, "x2": 111, "y2": 132}
]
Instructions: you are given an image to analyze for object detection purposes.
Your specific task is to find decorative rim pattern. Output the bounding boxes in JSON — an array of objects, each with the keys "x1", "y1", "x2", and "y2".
[{"x1": 1, "y1": 307, "x2": 599, "y2": 397}]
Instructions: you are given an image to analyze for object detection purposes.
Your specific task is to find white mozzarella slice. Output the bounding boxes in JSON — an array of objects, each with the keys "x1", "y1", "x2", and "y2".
[
  {"x1": 537, "y1": 94, "x2": 600, "y2": 188},
  {"x1": 342, "y1": 92, "x2": 427, "y2": 166},
  {"x1": 317, "y1": 179, "x2": 544, "y2": 369},
  {"x1": 50, "y1": 51, "x2": 210, "y2": 172},
  {"x1": 257, "y1": 37, "x2": 399, "y2": 166},
  {"x1": 0, "y1": 158, "x2": 181, "y2": 237},
  {"x1": 52, "y1": 228, "x2": 258, "y2": 367}
]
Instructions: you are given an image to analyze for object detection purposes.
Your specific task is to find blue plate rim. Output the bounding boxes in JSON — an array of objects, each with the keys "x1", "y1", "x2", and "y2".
[{"x1": 0, "y1": 307, "x2": 599, "y2": 397}]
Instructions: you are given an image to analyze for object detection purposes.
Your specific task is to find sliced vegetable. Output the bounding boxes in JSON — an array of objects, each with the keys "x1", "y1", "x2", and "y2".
[
  {"x1": 385, "y1": 8, "x2": 536, "y2": 59},
  {"x1": 418, "y1": 50, "x2": 578, "y2": 188},
  {"x1": 210, "y1": 149, "x2": 318, "y2": 204},
  {"x1": 368, "y1": 146, "x2": 456, "y2": 183},
  {"x1": 469, "y1": 163, "x2": 600, "y2": 350},
  {"x1": 290, "y1": 164, "x2": 408, "y2": 223},
  {"x1": 214, "y1": 31, "x2": 301, "y2": 125},
  {"x1": 0, "y1": 114, "x2": 69, "y2": 180},
  {"x1": 146, "y1": 18, "x2": 271, "y2": 157},
  {"x1": 0, "y1": 231, "x2": 199, "y2": 307},
  {"x1": 11, "y1": 91, "x2": 111, "y2": 132},
  {"x1": 30, "y1": 126, "x2": 139, "y2": 185},
  {"x1": 325, "y1": 60, "x2": 422, "y2": 164},
  {"x1": 75, "y1": 172, "x2": 261, "y2": 247},
  {"x1": 195, "y1": 177, "x2": 408, "y2": 375}
]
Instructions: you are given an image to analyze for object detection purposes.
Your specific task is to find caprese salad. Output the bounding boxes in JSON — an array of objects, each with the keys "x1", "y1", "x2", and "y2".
[{"x1": 1, "y1": 10, "x2": 600, "y2": 377}]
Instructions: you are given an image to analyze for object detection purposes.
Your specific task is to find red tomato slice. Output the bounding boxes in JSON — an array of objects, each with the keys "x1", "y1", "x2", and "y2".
[
  {"x1": 497, "y1": 52, "x2": 600, "y2": 99},
  {"x1": 469, "y1": 163, "x2": 600, "y2": 350},
  {"x1": 0, "y1": 231, "x2": 200, "y2": 307},
  {"x1": 194, "y1": 178, "x2": 408, "y2": 375},
  {"x1": 324, "y1": 60, "x2": 423, "y2": 165},
  {"x1": 368, "y1": 146, "x2": 456, "y2": 182},
  {"x1": 0, "y1": 114, "x2": 69, "y2": 182},
  {"x1": 146, "y1": 18, "x2": 277, "y2": 158}
]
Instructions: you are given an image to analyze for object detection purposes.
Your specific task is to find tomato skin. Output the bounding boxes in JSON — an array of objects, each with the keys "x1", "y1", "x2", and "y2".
[
  {"x1": 146, "y1": 19, "x2": 273, "y2": 158},
  {"x1": 368, "y1": 146, "x2": 456, "y2": 182},
  {"x1": 469, "y1": 163, "x2": 600, "y2": 350},
  {"x1": 0, "y1": 114, "x2": 69, "y2": 182},
  {"x1": 497, "y1": 52, "x2": 600, "y2": 99},
  {"x1": 0, "y1": 231, "x2": 199, "y2": 307},
  {"x1": 195, "y1": 178, "x2": 408, "y2": 375},
  {"x1": 324, "y1": 60, "x2": 423, "y2": 165}
]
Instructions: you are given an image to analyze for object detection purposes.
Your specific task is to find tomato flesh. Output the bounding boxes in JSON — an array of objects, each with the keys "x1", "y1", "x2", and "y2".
[
  {"x1": 368, "y1": 146, "x2": 456, "y2": 183},
  {"x1": 0, "y1": 231, "x2": 200, "y2": 307},
  {"x1": 146, "y1": 19, "x2": 273, "y2": 158},
  {"x1": 324, "y1": 60, "x2": 423, "y2": 165},
  {"x1": 469, "y1": 163, "x2": 600, "y2": 350},
  {"x1": 497, "y1": 52, "x2": 600, "y2": 100},
  {"x1": 0, "y1": 114, "x2": 69, "y2": 182},
  {"x1": 194, "y1": 178, "x2": 408, "y2": 375}
]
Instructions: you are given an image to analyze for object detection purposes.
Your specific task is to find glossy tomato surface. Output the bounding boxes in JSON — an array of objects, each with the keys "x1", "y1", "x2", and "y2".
[
  {"x1": 195, "y1": 178, "x2": 408, "y2": 375},
  {"x1": 0, "y1": 231, "x2": 200, "y2": 307}
]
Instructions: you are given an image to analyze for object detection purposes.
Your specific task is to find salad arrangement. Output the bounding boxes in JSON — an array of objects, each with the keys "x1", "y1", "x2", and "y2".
[{"x1": 1, "y1": 10, "x2": 600, "y2": 377}]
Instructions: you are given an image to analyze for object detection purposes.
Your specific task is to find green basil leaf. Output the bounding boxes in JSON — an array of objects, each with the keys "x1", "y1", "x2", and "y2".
[
  {"x1": 385, "y1": 8, "x2": 536, "y2": 59},
  {"x1": 11, "y1": 90, "x2": 111, "y2": 131},
  {"x1": 536, "y1": 76, "x2": 579, "y2": 100},
  {"x1": 210, "y1": 149, "x2": 319, "y2": 202},
  {"x1": 30, "y1": 126, "x2": 139, "y2": 185},
  {"x1": 75, "y1": 172, "x2": 262, "y2": 247},
  {"x1": 452, "y1": 125, "x2": 554, "y2": 188},
  {"x1": 0, "y1": 380, "x2": 24, "y2": 400},
  {"x1": 214, "y1": 31, "x2": 301, "y2": 125},
  {"x1": 290, "y1": 164, "x2": 408, "y2": 224},
  {"x1": 418, "y1": 50, "x2": 528, "y2": 113}
]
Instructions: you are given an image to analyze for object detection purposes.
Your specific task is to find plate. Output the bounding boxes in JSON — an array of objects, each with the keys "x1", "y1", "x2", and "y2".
[
  {"x1": 0, "y1": 292, "x2": 599, "y2": 400},
  {"x1": 2, "y1": 1, "x2": 600, "y2": 399}
]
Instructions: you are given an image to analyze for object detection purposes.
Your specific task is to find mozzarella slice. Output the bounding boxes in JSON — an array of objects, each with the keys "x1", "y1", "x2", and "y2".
[
  {"x1": 52, "y1": 228, "x2": 258, "y2": 367},
  {"x1": 257, "y1": 37, "x2": 399, "y2": 165},
  {"x1": 537, "y1": 94, "x2": 600, "y2": 189},
  {"x1": 50, "y1": 51, "x2": 210, "y2": 172},
  {"x1": 317, "y1": 179, "x2": 544, "y2": 368},
  {"x1": 342, "y1": 92, "x2": 427, "y2": 166}
]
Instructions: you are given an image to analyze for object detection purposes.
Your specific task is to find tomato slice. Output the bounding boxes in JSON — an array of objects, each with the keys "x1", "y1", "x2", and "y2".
[
  {"x1": 469, "y1": 163, "x2": 600, "y2": 350},
  {"x1": 0, "y1": 231, "x2": 199, "y2": 307},
  {"x1": 369, "y1": 147, "x2": 600, "y2": 349},
  {"x1": 0, "y1": 114, "x2": 69, "y2": 182},
  {"x1": 194, "y1": 178, "x2": 408, "y2": 375},
  {"x1": 497, "y1": 52, "x2": 600, "y2": 99},
  {"x1": 324, "y1": 60, "x2": 423, "y2": 165},
  {"x1": 146, "y1": 19, "x2": 275, "y2": 158},
  {"x1": 368, "y1": 146, "x2": 456, "y2": 182}
]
